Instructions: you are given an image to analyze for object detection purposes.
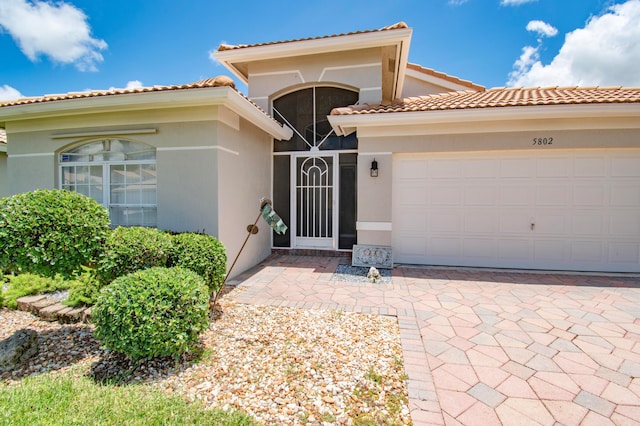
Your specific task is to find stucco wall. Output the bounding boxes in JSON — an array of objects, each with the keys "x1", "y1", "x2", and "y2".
[
  {"x1": 356, "y1": 126, "x2": 640, "y2": 247},
  {"x1": 246, "y1": 48, "x2": 383, "y2": 110},
  {"x1": 2, "y1": 104, "x2": 274, "y2": 277},
  {"x1": 0, "y1": 152, "x2": 7, "y2": 198},
  {"x1": 401, "y1": 74, "x2": 460, "y2": 98},
  {"x1": 216, "y1": 117, "x2": 273, "y2": 278}
]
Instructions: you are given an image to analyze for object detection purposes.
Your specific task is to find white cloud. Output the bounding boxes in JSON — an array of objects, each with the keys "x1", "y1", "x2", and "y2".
[
  {"x1": 108, "y1": 80, "x2": 144, "y2": 91},
  {"x1": 448, "y1": 0, "x2": 470, "y2": 5},
  {"x1": 501, "y1": 0, "x2": 538, "y2": 5},
  {"x1": 0, "y1": 0, "x2": 107, "y2": 71},
  {"x1": 0, "y1": 84, "x2": 23, "y2": 101},
  {"x1": 526, "y1": 20, "x2": 558, "y2": 38},
  {"x1": 508, "y1": 0, "x2": 640, "y2": 87}
]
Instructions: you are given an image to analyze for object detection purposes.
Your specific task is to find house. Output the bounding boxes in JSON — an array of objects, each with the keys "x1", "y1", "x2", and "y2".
[
  {"x1": 1, "y1": 22, "x2": 639, "y2": 274},
  {"x1": 0, "y1": 129, "x2": 6, "y2": 198}
]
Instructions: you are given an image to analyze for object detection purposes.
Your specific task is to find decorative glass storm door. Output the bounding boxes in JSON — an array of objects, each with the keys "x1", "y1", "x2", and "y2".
[{"x1": 294, "y1": 154, "x2": 336, "y2": 248}]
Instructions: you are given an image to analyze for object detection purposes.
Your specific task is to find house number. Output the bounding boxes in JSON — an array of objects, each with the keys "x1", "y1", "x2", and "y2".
[{"x1": 532, "y1": 137, "x2": 553, "y2": 146}]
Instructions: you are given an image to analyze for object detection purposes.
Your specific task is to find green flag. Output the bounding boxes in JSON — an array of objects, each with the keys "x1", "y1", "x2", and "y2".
[{"x1": 261, "y1": 203, "x2": 288, "y2": 235}]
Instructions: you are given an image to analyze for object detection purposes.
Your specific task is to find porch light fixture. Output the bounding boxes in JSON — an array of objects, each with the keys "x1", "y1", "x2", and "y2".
[{"x1": 370, "y1": 159, "x2": 379, "y2": 177}]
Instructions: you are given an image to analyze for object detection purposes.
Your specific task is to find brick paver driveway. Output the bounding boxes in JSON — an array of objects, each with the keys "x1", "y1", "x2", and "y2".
[{"x1": 232, "y1": 254, "x2": 640, "y2": 425}]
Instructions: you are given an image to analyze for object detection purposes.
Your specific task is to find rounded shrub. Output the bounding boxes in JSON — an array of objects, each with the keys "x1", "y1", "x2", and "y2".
[
  {"x1": 92, "y1": 267, "x2": 210, "y2": 360},
  {"x1": 168, "y1": 232, "x2": 227, "y2": 293},
  {"x1": 0, "y1": 189, "x2": 110, "y2": 278},
  {"x1": 96, "y1": 226, "x2": 173, "y2": 285}
]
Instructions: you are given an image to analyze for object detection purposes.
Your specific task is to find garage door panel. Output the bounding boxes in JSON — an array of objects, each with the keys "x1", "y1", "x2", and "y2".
[
  {"x1": 535, "y1": 211, "x2": 569, "y2": 235},
  {"x1": 574, "y1": 157, "x2": 607, "y2": 177},
  {"x1": 500, "y1": 185, "x2": 532, "y2": 206},
  {"x1": 534, "y1": 240, "x2": 567, "y2": 261},
  {"x1": 464, "y1": 159, "x2": 498, "y2": 178},
  {"x1": 608, "y1": 243, "x2": 640, "y2": 263},
  {"x1": 463, "y1": 238, "x2": 496, "y2": 258},
  {"x1": 429, "y1": 212, "x2": 461, "y2": 233},
  {"x1": 500, "y1": 211, "x2": 532, "y2": 233},
  {"x1": 429, "y1": 159, "x2": 462, "y2": 178},
  {"x1": 393, "y1": 150, "x2": 640, "y2": 272},
  {"x1": 501, "y1": 158, "x2": 534, "y2": 178},
  {"x1": 537, "y1": 157, "x2": 570, "y2": 177},
  {"x1": 396, "y1": 159, "x2": 428, "y2": 179},
  {"x1": 611, "y1": 156, "x2": 640, "y2": 177},
  {"x1": 574, "y1": 184, "x2": 606, "y2": 206},
  {"x1": 397, "y1": 183, "x2": 427, "y2": 206},
  {"x1": 428, "y1": 237, "x2": 460, "y2": 257},
  {"x1": 499, "y1": 239, "x2": 532, "y2": 260},
  {"x1": 465, "y1": 186, "x2": 497, "y2": 205},
  {"x1": 571, "y1": 241, "x2": 603, "y2": 262},
  {"x1": 431, "y1": 186, "x2": 462, "y2": 205},
  {"x1": 536, "y1": 185, "x2": 570, "y2": 206},
  {"x1": 464, "y1": 211, "x2": 498, "y2": 233},
  {"x1": 609, "y1": 213, "x2": 640, "y2": 236},
  {"x1": 572, "y1": 212, "x2": 604, "y2": 236},
  {"x1": 610, "y1": 185, "x2": 640, "y2": 207}
]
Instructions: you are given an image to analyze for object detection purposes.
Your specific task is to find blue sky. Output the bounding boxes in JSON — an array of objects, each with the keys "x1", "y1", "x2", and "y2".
[{"x1": 1, "y1": 0, "x2": 639, "y2": 100}]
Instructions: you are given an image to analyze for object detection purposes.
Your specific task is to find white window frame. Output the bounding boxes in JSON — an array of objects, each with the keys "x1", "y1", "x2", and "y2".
[{"x1": 58, "y1": 140, "x2": 157, "y2": 227}]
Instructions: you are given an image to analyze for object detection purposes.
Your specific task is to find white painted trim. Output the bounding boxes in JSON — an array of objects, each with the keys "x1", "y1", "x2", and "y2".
[
  {"x1": 405, "y1": 68, "x2": 479, "y2": 92},
  {"x1": 358, "y1": 152, "x2": 392, "y2": 156},
  {"x1": 318, "y1": 63, "x2": 379, "y2": 81},
  {"x1": 9, "y1": 152, "x2": 55, "y2": 158},
  {"x1": 249, "y1": 96, "x2": 269, "y2": 101},
  {"x1": 357, "y1": 221, "x2": 392, "y2": 231},
  {"x1": 0, "y1": 87, "x2": 293, "y2": 141},
  {"x1": 52, "y1": 128, "x2": 157, "y2": 139},
  {"x1": 157, "y1": 146, "x2": 239, "y2": 155},
  {"x1": 359, "y1": 87, "x2": 382, "y2": 92},
  {"x1": 329, "y1": 103, "x2": 640, "y2": 136}
]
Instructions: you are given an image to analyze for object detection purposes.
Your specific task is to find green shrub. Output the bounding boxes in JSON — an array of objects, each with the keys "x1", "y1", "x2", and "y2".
[
  {"x1": 0, "y1": 189, "x2": 110, "y2": 278},
  {"x1": 92, "y1": 267, "x2": 210, "y2": 360},
  {"x1": 168, "y1": 232, "x2": 227, "y2": 293},
  {"x1": 2, "y1": 273, "x2": 73, "y2": 309},
  {"x1": 63, "y1": 269, "x2": 102, "y2": 307},
  {"x1": 96, "y1": 227, "x2": 173, "y2": 285}
]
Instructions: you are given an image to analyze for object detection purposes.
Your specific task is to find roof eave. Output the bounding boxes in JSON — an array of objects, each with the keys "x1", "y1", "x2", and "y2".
[
  {"x1": 328, "y1": 103, "x2": 640, "y2": 136},
  {"x1": 214, "y1": 27, "x2": 413, "y2": 85},
  {"x1": 0, "y1": 87, "x2": 292, "y2": 140}
]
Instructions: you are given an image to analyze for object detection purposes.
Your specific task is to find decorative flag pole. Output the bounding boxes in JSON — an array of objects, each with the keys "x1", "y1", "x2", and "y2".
[{"x1": 212, "y1": 197, "x2": 287, "y2": 306}]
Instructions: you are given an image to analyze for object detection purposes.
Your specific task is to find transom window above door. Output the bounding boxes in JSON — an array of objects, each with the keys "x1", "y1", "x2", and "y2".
[
  {"x1": 59, "y1": 139, "x2": 157, "y2": 227},
  {"x1": 272, "y1": 86, "x2": 358, "y2": 152}
]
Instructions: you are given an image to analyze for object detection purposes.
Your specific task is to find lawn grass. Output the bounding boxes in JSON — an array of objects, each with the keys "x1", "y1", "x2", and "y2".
[{"x1": 0, "y1": 371, "x2": 256, "y2": 426}]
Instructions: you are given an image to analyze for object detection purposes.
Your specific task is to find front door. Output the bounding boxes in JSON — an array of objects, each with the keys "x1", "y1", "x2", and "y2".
[{"x1": 293, "y1": 154, "x2": 336, "y2": 249}]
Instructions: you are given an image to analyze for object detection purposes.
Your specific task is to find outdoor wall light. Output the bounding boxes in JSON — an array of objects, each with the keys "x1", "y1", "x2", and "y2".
[{"x1": 370, "y1": 159, "x2": 379, "y2": 177}]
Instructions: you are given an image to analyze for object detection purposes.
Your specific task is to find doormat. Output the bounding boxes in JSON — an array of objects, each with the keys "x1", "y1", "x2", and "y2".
[{"x1": 331, "y1": 264, "x2": 392, "y2": 284}]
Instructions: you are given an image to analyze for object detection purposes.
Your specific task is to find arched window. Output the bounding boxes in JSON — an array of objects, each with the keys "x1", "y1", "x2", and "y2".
[{"x1": 59, "y1": 139, "x2": 156, "y2": 227}]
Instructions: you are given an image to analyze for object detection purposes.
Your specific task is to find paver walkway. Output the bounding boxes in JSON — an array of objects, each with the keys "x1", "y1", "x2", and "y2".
[{"x1": 231, "y1": 254, "x2": 640, "y2": 425}]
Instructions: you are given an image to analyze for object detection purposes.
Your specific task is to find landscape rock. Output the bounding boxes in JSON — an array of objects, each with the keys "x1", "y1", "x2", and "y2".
[{"x1": 0, "y1": 329, "x2": 38, "y2": 372}]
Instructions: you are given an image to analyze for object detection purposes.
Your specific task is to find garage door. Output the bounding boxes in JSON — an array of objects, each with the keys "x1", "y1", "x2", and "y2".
[{"x1": 392, "y1": 150, "x2": 640, "y2": 272}]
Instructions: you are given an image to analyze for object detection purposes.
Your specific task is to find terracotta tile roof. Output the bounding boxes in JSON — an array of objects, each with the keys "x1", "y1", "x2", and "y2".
[
  {"x1": 0, "y1": 76, "x2": 236, "y2": 108},
  {"x1": 407, "y1": 63, "x2": 485, "y2": 92},
  {"x1": 217, "y1": 22, "x2": 409, "y2": 52},
  {"x1": 331, "y1": 86, "x2": 640, "y2": 115}
]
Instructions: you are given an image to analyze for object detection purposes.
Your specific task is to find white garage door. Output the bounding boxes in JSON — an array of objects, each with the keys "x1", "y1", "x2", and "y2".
[{"x1": 393, "y1": 150, "x2": 640, "y2": 272}]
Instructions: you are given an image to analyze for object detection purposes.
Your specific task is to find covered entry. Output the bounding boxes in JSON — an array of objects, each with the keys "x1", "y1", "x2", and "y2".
[{"x1": 393, "y1": 149, "x2": 640, "y2": 272}]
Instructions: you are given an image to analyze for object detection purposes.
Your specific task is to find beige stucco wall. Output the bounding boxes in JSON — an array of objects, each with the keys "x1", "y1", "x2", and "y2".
[
  {"x1": 246, "y1": 48, "x2": 384, "y2": 110},
  {"x1": 3, "y1": 103, "x2": 274, "y2": 277},
  {"x1": 401, "y1": 74, "x2": 461, "y2": 98},
  {"x1": 217, "y1": 118, "x2": 273, "y2": 277},
  {"x1": 356, "y1": 126, "x2": 640, "y2": 247},
  {"x1": 0, "y1": 152, "x2": 7, "y2": 198}
]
